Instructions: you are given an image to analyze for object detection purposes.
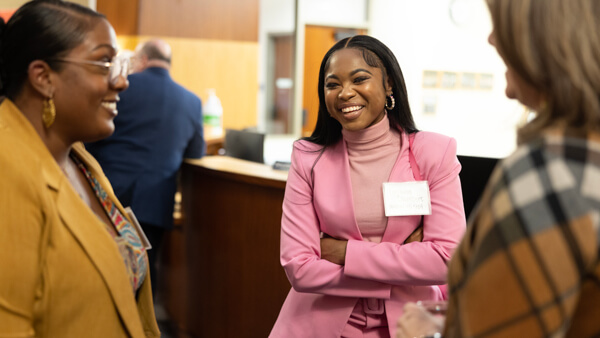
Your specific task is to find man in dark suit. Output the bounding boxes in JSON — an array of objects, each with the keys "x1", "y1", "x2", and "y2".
[{"x1": 86, "y1": 39, "x2": 205, "y2": 295}]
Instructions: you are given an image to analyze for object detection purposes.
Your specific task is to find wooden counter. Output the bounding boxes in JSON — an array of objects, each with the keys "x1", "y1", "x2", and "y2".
[{"x1": 160, "y1": 156, "x2": 290, "y2": 338}]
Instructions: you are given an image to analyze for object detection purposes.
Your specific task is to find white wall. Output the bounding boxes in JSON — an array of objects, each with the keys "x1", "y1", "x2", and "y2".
[
  {"x1": 0, "y1": 0, "x2": 94, "y2": 9},
  {"x1": 257, "y1": 0, "x2": 295, "y2": 132},
  {"x1": 299, "y1": 0, "x2": 368, "y2": 26},
  {"x1": 369, "y1": 0, "x2": 522, "y2": 158}
]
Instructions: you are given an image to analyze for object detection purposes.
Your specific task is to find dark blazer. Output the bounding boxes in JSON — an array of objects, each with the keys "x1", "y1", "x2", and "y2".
[{"x1": 86, "y1": 67, "x2": 205, "y2": 229}]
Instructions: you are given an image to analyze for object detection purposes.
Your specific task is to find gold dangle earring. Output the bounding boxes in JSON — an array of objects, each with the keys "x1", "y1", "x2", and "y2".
[
  {"x1": 42, "y1": 96, "x2": 56, "y2": 128},
  {"x1": 385, "y1": 94, "x2": 395, "y2": 111}
]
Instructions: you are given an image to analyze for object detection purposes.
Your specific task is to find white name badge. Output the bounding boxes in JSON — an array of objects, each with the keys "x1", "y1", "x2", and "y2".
[{"x1": 382, "y1": 181, "x2": 432, "y2": 217}]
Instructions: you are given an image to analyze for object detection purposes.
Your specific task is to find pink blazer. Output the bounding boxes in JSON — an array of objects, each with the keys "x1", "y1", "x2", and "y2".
[{"x1": 270, "y1": 131, "x2": 466, "y2": 337}]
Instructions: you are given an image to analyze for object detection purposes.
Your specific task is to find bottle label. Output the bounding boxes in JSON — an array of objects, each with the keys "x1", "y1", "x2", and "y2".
[{"x1": 203, "y1": 115, "x2": 221, "y2": 127}]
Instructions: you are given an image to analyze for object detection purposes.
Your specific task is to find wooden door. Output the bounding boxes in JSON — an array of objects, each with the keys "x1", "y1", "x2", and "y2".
[
  {"x1": 271, "y1": 35, "x2": 294, "y2": 134},
  {"x1": 302, "y1": 26, "x2": 365, "y2": 136}
]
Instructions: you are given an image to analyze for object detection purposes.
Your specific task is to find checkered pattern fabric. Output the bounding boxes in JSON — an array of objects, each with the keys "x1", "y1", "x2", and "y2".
[{"x1": 444, "y1": 129, "x2": 600, "y2": 337}]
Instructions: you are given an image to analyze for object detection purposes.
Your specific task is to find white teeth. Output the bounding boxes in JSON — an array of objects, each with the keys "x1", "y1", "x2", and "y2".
[
  {"x1": 102, "y1": 102, "x2": 117, "y2": 110},
  {"x1": 341, "y1": 106, "x2": 362, "y2": 113}
]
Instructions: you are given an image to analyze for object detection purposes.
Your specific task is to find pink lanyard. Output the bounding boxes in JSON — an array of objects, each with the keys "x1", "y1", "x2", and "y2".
[{"x1": 408, "y1": 133, "x2": 422, "y2": 181}]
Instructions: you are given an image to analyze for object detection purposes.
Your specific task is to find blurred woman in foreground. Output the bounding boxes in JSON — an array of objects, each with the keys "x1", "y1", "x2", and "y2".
[{"x1": 398, "y1": 0, "x2": 600, "y2": 337}]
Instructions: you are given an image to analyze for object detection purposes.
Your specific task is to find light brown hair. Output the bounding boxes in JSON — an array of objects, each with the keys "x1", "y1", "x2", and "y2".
[{"x1": 487, "y1": 0, "x2": 600, "y2": 143}]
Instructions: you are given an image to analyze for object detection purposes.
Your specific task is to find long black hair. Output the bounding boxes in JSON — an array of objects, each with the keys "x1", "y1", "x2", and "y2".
[
  {"x1": 303, "y1": 35, "x2": 417, "y2": 147},
  {"x1": 0, "y1": 0, "x2": 105, "y2": 99}
]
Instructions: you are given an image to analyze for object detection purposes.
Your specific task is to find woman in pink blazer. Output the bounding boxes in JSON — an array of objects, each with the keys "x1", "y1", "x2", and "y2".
[{"x1": 270, "y1": 35, "x2": 466, "y2": 337}]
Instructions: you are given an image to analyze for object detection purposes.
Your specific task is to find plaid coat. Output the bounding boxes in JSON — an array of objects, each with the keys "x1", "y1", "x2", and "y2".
[{"x1": 444, "y1": 129, "x2": 600, "y2": 337}]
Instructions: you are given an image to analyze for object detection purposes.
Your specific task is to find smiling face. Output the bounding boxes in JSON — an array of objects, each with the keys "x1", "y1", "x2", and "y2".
[
  {"x1": 323, "y1": 48, "x2": 392, "y2": 132},
  {"x1": 51, "y1": 18, "x2": 128, "y2": 143}
]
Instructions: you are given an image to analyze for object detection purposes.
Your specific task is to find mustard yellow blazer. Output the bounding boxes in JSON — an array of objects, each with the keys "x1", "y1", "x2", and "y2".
[{"x1": 0, "y1": 99, "x2": 160, "y2": 337}]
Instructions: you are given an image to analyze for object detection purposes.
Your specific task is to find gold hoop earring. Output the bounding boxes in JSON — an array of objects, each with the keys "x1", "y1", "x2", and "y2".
[
  {"x1": 385, "y1": 94, "x2": 395, "y2": 110},
  {"x1": 42, "y1": 97, "x2": 56, "y2": 128}
]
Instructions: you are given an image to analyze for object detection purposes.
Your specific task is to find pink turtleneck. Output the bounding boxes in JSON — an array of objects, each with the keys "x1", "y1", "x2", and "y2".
[{"x1": 341, "y1": 114, "x2": 401, "y2": 243}]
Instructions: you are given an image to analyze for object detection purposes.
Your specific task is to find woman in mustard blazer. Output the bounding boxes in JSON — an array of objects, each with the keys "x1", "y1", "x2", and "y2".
[{"x1": 0, "y1": 1, "x2": 159, "y2": 337}]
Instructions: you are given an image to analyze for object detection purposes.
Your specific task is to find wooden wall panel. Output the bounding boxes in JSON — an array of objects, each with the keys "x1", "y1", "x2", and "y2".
[
  {"x1": 118, "y1": 35, "x2": 259, "y2": 132},
  {"x1": 99, "y1": 0, "x2": 261, "y2": 129},
  {"x1": 272, "y1": 35, "x2": 294, "y2": 134},
  {"x1": 96, "y1": 0, "x2": 139, "y2": 36},
  {"x1": 2, "y1": 0, "x2": 92, "y2": 11},
  {"x1": 138, "y1": 0, "x2": 259, "y2": 42},
  {"x1": 4, "y1": 1, "x2": 136, "y2": 35},
  {"x1": 0, "y1": 0, "x2": 27, "y2": 7}
]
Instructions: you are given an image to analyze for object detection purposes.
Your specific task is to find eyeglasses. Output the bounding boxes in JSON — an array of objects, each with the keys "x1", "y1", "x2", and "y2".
[{"x1": 48, "y1": 54, "x2": 130, "y2": 85}]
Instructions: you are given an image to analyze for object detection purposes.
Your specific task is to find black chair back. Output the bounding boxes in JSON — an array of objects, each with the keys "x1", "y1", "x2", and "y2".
[{"x1": 457, "y1": 155, "x2": 499, "y2": 219}]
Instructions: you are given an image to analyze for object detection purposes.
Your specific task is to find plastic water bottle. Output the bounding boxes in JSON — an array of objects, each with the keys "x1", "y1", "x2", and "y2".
[{"x1": 203, "y1": 88, "x2": 223, "y2": 137}]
